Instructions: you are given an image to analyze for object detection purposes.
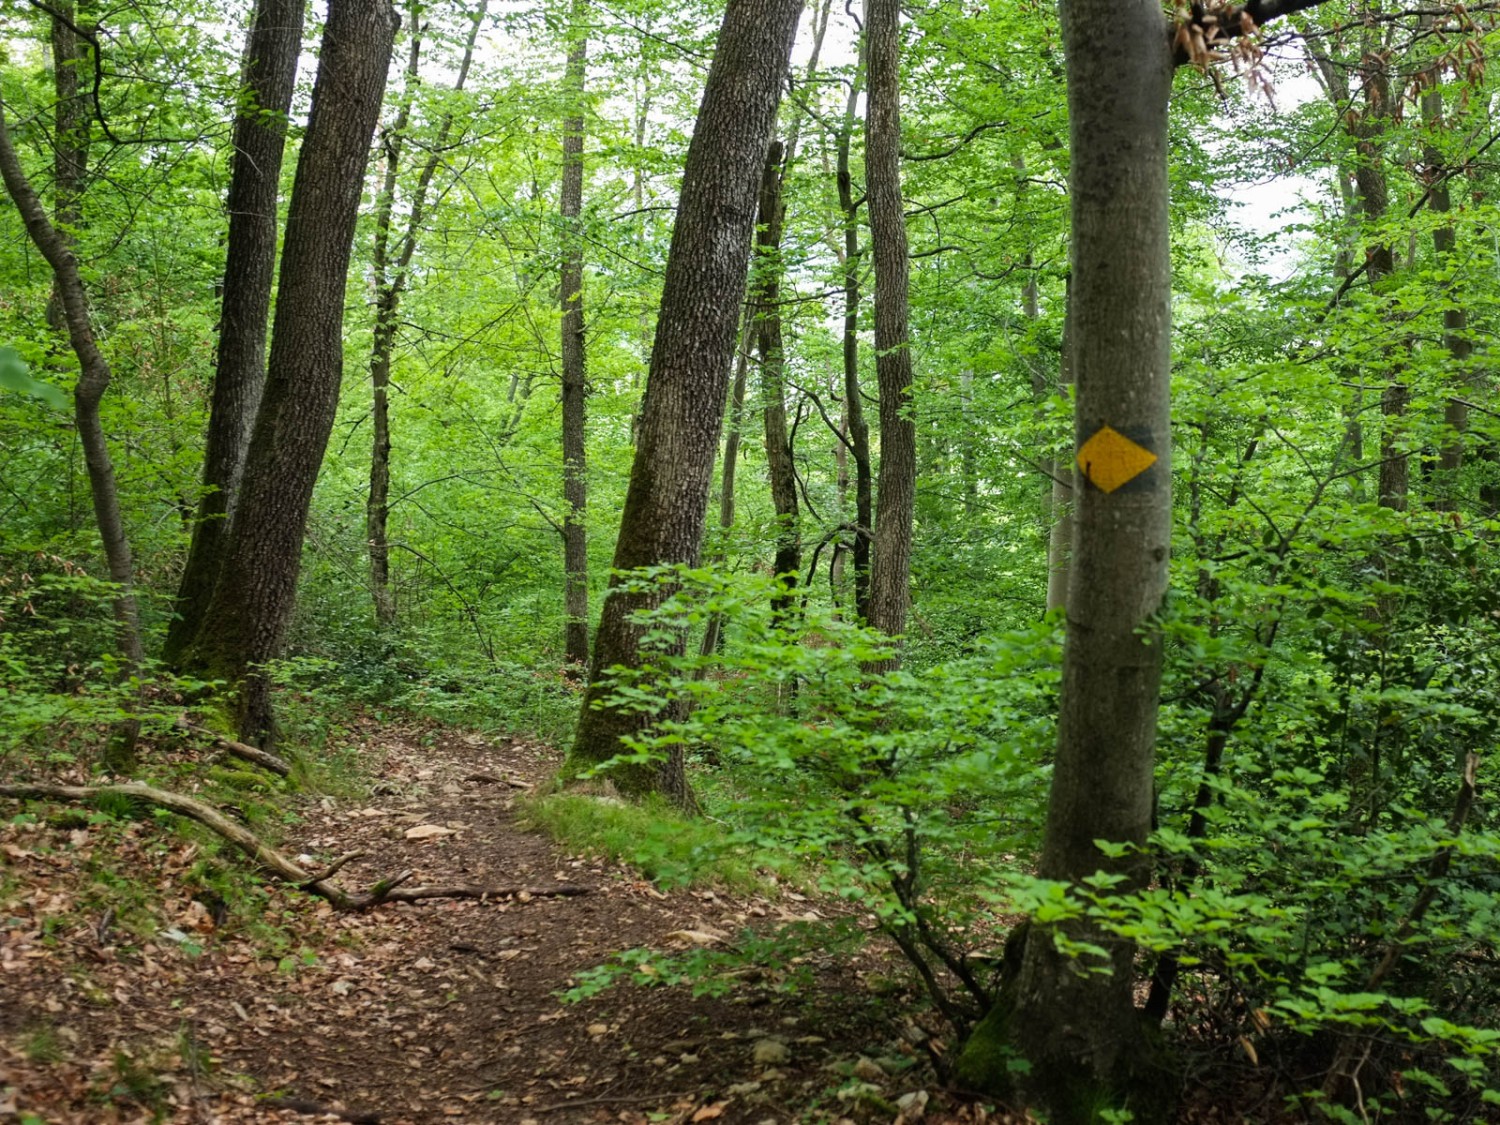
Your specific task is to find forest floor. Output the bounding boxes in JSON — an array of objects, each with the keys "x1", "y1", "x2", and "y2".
[{"x1": 0, "y1": 719, "x2": 1007, "y2": 1125}]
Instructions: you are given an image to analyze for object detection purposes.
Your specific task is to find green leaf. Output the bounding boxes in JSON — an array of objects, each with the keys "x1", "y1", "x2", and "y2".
[{"x1": 0, "y1": 347, "x2": 68, "y2": 410}]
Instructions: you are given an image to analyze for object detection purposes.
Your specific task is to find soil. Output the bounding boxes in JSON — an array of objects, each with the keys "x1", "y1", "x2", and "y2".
[{"x1": 0, "y1": 721, "x2": 1009, "y2": 1125}]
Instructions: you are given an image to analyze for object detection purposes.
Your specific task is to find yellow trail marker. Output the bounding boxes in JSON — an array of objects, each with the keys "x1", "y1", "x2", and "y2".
[{"x1": 1077, "y1": 425, "x2": 1157, "y2": 493}]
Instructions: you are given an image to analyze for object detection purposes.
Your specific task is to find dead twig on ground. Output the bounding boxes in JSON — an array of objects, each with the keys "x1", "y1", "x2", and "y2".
[
  {"x1": 176, "y1": 717, "x2": 293, "y2": 777},
  {"x1": 0, "y1": 782, "x2": 590, "y2": 911}
]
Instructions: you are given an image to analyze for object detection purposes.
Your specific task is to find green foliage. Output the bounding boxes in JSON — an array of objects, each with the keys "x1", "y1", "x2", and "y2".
[
  {"x1": 521, "y1": 790, "x2": 765, "y2": 891},
  {"x1": 0, "y1": 347, "x2": 67, "y2": 411},
  {"x1": 580, "y1": 567, "x2": 1058, "y2": 1025},
  {"x1": 561, "y1": 920, "x2": 858, "y2": 1003}
]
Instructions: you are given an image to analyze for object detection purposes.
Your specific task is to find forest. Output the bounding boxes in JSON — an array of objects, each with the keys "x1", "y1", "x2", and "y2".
[{"x1": 2, "y1": 0, "x2": 1499, "y2": 1121}]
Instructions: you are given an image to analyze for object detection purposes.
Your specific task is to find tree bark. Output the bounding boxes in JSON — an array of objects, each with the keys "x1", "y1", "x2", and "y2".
[
  {"x1": 754, "y1": 141, "x2": 800, "y2": 623},
  {"x1": 1347, "y1": 42, "x2": 1407, "y2": 512},
  {"x1": 186, "y1": 0, "x2": 398, "y2": 745},
  {"x1": 864, "y1": 0, "x2": 914, "y2": 660},
  {"x1": 699, "y1": 307, "x2": 755, "y2": 661},
  {"x1": 164, "y1": 0, "x2": 303, "y2": 666},
  {"x1": 560, "y1": 0, "x2": 590, "y2": 666},
  {"x1": 46, "y1": 0, "x2": 91, "y2": 334},
  {"x1": 1418, "y1": 49, "x2": 1474, "y2": 509},
  {"x1": 956, "y1": 0, "x2": 1176, "y2": 1115},
  {"x1": 0, "y1": 89, "x2": 144, "y2": 768},
  {"x1": 367, "y1": 1, "x2": 486, "y2": 630},
  {"x1": 836, "y1": 71, "x2": 871, "y2": 622},
  {"x1": 566, "y1": 0, "x2": 805, "y2": 805}
]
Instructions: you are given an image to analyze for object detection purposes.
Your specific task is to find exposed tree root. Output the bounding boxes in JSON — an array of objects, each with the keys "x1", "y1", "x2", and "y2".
[
  {"x1": 176, "y1": 717, "x2": 294, "y2": 777},
  {"x1": 0, "y1": 782, "x2": 590, "y2": 911}
]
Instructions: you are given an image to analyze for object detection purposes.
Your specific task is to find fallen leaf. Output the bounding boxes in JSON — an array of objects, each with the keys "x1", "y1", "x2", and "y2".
[
  {"x1": 405, "y1": 824, "x2": 456, "y2": 840},
  {"x1": 664, "y1": 929, "x2": 724, "y2": 947},
  {"x1": 692, "y1": 1104, "x2": 726, "y2": 1121}
]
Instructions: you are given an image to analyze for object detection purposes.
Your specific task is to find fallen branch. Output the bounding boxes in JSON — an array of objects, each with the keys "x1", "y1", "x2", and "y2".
[
  {"x1": 176, "y1": 717, "x2": 293, "y2": 778},
  {"x1": 0, "y1": 782, "x2": 590, "y2": 911},
  {"x1": 463, "y1": 771, "x2": 533, "y2": 789},
  {"x1": 263, "y1": 1096, "x2": 381, "y2": 1124}
]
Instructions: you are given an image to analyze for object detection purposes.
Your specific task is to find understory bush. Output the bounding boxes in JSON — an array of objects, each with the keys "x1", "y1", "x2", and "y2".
[{"x1": 575, "y1": 566, "x2": 1500, "y2": 1121}]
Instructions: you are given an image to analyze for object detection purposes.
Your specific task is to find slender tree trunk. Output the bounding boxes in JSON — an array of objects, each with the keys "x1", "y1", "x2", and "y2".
[
  {"x1": 956, "y1": 0, "x2": 1175, "y2": 1115},
  {"x1": 164, "y1": 0, "x2": 303, "y2": 665},
  {"x1": 566, "y1": 0, "x2": 805, "y2": 806},
  {"x1": 1420, "y1": 70, "x2": 1473, "y2": 508},
  {"x1": 754, "y1": 141, "x2": 800, "y2": 622},
  {"x1": 366, "y1": 8, "x2": 422, "y2": 629},
  {"x1": 560, "y1": 0, "x2": 590, "y2": 666},
  {"x1": 1347, "y1": 43, "x2": 1406, "y2": 512},
  {"x1": 864, "y1": 0, "x2": 914, "y2": 659},
  {"x1": 367, "y1": 2, "x2": 486, "y2": 630},
  {"x1": 0, "y1": 93, "x2": 144, "y2": 767},
  {"x1": 836, "y1": 73, "x2": 871, "y2": 622},
  {"x1": 699, "y1": 307, "x2": 755, "y2": 661},
  {"x1": 186, "y1": 0, "x2": 398, "y2": 745},
  {"x1": 46, "y1": 0, "x2": 90, "y2": 333}
]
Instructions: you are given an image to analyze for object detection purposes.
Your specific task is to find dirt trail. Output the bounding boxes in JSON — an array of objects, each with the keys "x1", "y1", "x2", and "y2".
[{"x1": 0, "y1": 722, "x2": 974, "y2": 1124}]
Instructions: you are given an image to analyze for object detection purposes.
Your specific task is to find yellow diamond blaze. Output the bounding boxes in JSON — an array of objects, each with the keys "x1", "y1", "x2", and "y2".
[{"x1": 1076, "y1": 425, "x2": 1157, "y2": 494}]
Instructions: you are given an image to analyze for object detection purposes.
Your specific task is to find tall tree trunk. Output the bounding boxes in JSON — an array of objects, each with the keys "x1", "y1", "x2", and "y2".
[
  {"x1": 366, "y1": 7, "x2": 422, "y2": 630},
  {"x1": 864, "y1": 0, "x2": 914, "y2": 659},
  {"x1": 566, "y1": 0, "x2": 805, "y2": 806},
  {"x1": 1420, "y1": 60, "x2": 1474, "y2": 509},
  {"x1": 46, "y1": 0, "x2": 90, "y2": 333},
  {"x1": 754, "y1": 141, "x2": 800, "y2": 622},
  {"x1": 1347, "y1": 43, "x2": 1406, "y2": 512},
  {"x1": 367, "y1": 1, "x2": 486, "y2": 630},
  {"x1": 164, "y1": 0, "x2": 303, "y2": 666},
  {"x1": 0, "y1": 93, "x2": 144, "y2": 767},
  {"x1": 836, "y1": 71, "x2": 871, "y2": 622},
  {"x1": 186, "y1": 0, "x2": 398, "y2": 745},
  {"x1": 699, "y1": 307, "x2": 755, "y2": 660},
  {"x1": 560, "y1": 0, "x2": 590, "y2": 666},
  {"x1": 955, "y1": 0, "x2": 1175, "y2": 1115}
]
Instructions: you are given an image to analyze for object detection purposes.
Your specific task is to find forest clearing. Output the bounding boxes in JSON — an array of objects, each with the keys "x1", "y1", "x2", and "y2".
[{"x1": 3, "y1": 0, "x2": 1500, "y2": 1121}]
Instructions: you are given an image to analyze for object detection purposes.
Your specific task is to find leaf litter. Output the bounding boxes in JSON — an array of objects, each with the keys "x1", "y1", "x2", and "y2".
[{"x1": 0, "y1": 722, "x2": 1004, "y2": 1124}]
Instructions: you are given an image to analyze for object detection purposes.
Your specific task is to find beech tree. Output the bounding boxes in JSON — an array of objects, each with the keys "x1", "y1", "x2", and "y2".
[
  {"x1": 566, "y1": 0, "x2": 806, "y2": 805},
  {"x1": 955, "y1": 1, "x2": 1333, "y2": 1117},
  {"x1": 184, "y1": 0, "x2": 399, "y2": 743}
]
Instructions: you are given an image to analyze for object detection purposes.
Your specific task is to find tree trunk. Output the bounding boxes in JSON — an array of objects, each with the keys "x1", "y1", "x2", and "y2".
[
  {"x1": 1419, "y1": 58, "x2": 1474, "y2": 509},
  {"x1": 864, "y1": 0, "x2": 914, "y2": 660},
  {"x1": 1347, "y1": 43, "x2": 1406, "y2": 512},
  {"x1": 754, "y1": 141, "x2": 800, "y2": 622},
  {"x1": 367, "y1": 1, "x2": 486, "y2": 630},
  {"x1": 46, "y1": 0, "x2": 90, "y2": 334},
  {"x1": 164, "y1": 0, "x2": 303, "y2": 665},
  {"x1": 186, "y1": 0, "x2": 398, "y2": 745},
  {"x1": 566, "y1": 0, "x2": 805, "y2": 805},
  {"x1": 836, "y1": 73, "x2": 871, "y2": 622},
  {"x1": 956, "y1": 0, "x2": 1175, "y2": 1116},
  {"x1": 560, "y1": 0, "x2": 590, "y2": 666},
  {"x1": 699, "y1": 307, "x2": 755, "y2": 661},
  {"x1": 0, "y1": 91, "x2": 144, "y2": 768}
]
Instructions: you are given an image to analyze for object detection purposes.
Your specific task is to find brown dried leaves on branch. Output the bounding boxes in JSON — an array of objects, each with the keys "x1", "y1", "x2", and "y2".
[{"x1": 1172, "y1": 1, "x2": 1275, "y2": 102}]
